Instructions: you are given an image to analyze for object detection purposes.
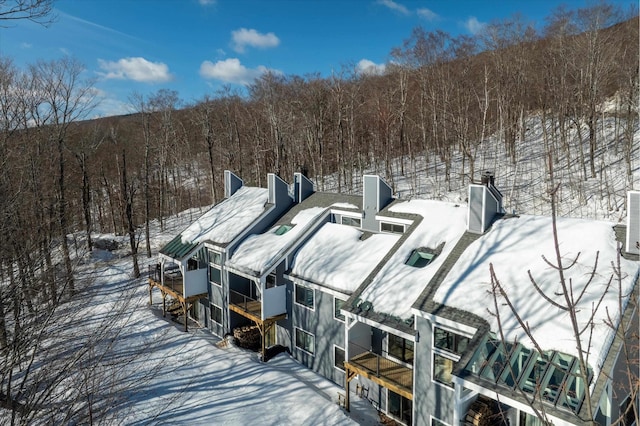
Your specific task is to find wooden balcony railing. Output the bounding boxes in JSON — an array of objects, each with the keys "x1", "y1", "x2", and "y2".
[{"x1": 346, "y1": 347, "x2": 413, "y2": 400}]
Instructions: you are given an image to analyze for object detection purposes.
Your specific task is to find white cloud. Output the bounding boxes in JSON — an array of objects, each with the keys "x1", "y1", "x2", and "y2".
[
  {"x1": 97, "y1": 57, "x2": 173, "y2": 83},
  {"x1": 20, "y1": 42, "x2": 32, "y2": 49},
  {"x1": 356, "y1": 59, "x2": 386, "y2": 76},
  {"x1": 231, "y1": 28, "x2": 279, "y2": 53},
  {"x1": 376, "y1": 0, "x2": 409, "y2": 15},
  {"x1": 199, "y1": 58, "x2": 273, "y2": 85},
  {"x1": 417, "y1": 8, "x2": 438, "y2": 21},
  {"x1": 464, "y1": 16, "x2": 486, "y2": 34},
  {"x1": 199, "y1": 0, "x2": 215, "y2": 5}
]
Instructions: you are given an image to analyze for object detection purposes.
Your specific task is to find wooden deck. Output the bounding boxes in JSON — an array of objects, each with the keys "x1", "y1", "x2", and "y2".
[
  {"x1": 148, "y1": 275, "x2": 206, "y2": 332},
  {"x1": 229, "y1": 292, "x2": 263, "y2": 323},
  {"x1": 345, "y1": 351, "x2": 413, "y2": 400}
]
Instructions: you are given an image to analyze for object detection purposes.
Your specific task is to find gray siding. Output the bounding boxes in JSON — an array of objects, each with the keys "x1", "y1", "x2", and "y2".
[
  {"x1": 362, "y1": 175, "x2": 393, "y2": 232},
  {"x1": 413, "y1": 316, "x2": 457, "y2": 425},
  {"x1": 224, "y1": 170, "x2": 243, "y2": 198},
  {"x1": 467, "y1": 186, "x2": 484, "y2": 234},
  {"x1": 292, "y1": 287, "x2": 346, "y2": 385}
]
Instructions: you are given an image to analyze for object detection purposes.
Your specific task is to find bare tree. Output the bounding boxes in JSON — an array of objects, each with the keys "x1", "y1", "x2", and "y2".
[{"x1": 0, "y1": 0, "x2": 55, "y2": 26}]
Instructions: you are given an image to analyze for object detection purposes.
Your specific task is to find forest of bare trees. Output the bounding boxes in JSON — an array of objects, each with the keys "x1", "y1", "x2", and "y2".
[{"x1": 0, "y1": 1, "x2": 638, "y2": 422}]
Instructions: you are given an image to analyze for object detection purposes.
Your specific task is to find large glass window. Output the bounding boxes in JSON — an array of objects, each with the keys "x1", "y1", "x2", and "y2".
[
  {"x1": 381, "y1": 222, "x2": 404, "y2": 234},
  {"x1": 295, "y1": 328, "x2": 315, "y2": 355},
  {"x1": 295, "y1": 284, "x2": 314, "y2": 309},
  {"x1": 334, "y1": 297, "x2": 346, "y2": 321},
  {"x1": 210, "y1": 304, "x2": 222, "y2": 325},
  {"x1": 341, "y1": 216, "x2": 361, "y2": 227},
  {"x1": 433, "y1": 353, "x2": 454, "y2": 386},
  {"x1": 334, "y1": 346, "x2": 345, "y2": 371},
  {"x1": 209, "y1": 265, "x2": 221, "y2": 285},
  {"x1": 388, "y1": 390, "x2": 412, "y2": 424},
  {"x1": 209, "y1": 250, "x2": 221, "y2": 265},
  {"x1": 388, "y1": 333, "x2": 414, "y2": 365},
  {"x1": 434, "y1": 327, "x2": 470, "y2": 355}
]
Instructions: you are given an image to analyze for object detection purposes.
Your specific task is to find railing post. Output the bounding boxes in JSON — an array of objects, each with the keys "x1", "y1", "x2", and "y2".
[{"x1": 376, "y1": 354, "x2": 380, "y2": 376}]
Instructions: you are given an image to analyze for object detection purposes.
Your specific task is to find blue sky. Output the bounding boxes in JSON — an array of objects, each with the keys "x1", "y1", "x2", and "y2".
[{"x1": 1, "y1": 0, "x2": 635, "y2": 117}]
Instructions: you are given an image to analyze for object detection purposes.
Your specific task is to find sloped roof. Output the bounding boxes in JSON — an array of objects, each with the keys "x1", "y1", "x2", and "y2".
[
  {"x1": 433, "y1": 214, "x2": 639, "y2": 379},
  {"x1": 355, "y1": 199, "x2": 468, "y2": 321},
  {"x1": 180, "y1": 186, "x2": 269, "y2": 246},
  {"x1": 226, "y1": 191, "x2": 363, "y2": 277},
  {"x1": 159, "y1": 234, "x2": 198, "y2": 259}
]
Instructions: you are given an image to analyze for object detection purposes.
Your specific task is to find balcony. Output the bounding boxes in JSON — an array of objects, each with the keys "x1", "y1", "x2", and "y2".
[
  {"x1": 229, "y1": 289, "x2": 263, "y2": 322},
  {"x1": 346, "y1": 350, "x2": 413, "y2": 401},
  {"x1": 147, "y1": 264, "x2": 207, "y2": 332}
]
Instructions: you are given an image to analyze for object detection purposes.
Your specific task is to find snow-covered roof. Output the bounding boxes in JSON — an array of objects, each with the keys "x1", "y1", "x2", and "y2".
[
  {"x1": 180, "y1": 186, "x2": 269, "y2": 246},
  {"x1": 434, "y1": 214, "x2": 639, "y2": 374},
  {"x1": 290, "y1": 223, "x2": 401, "y2": 293},
  {"x1": 357, "y1": 200, "x2": 468, "y2": 320},
  {"x1": 227, "y1": 207, "x2": 327, "y2": 276}
]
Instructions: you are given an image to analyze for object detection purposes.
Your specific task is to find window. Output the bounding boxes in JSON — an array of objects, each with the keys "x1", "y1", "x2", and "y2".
[
  {"x1": 620, "y1": 394, "x2": 637, "y2": 426},
  {"x1": 295, "y1": 327, "x2": 315, "y2": 355},
  {"x1": 334, "y1": 297, "x2": 346, "y2": 321},
  {"x1": 275, "y1": 224, "x2": 292, "y2": 235},
  {"x1": 388, "y1": 390, "x2": 412, "y2": 424},
  {"x1": 209, "y1": 265, "x2": 221, "y2": 286},
  {"x1": 434, "y1": 327, "x2": 470, "y2": 355},
  {"x1": 381, "y1": 222, "x2": 404, "y2": 234},
  {"x1": 209, "y1": 250, "x2": 221, "y2": 265},
  {"x1": 341, "y1": 216, "x2": 361, "y2": 227},
  {"x1": 266, "y1": 273, "x2": 277, "y2": 289},
  {"x1": 406, "y1": 249, "x2": 436, "y2": 267},
  {"x1": 210, "y1": 304, "x2": 222, "y2": 325},
  {"x1": 433, "y1": 353, "x2": 454, "y2": 386},
  {"x1": 388, "y1": 334, "x2": 414, "y2": 365},
  {"x1": 334, "y1": 346, "x2": 345, "y2": 371},
  {"x1": 295, "y1": 284, "x2": 314, "y2": 309}
]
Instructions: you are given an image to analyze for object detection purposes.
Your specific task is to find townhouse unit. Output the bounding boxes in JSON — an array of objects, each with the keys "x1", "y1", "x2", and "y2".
[{"x1": 151, "y1": 171, "x2": 639, "y2": 426}]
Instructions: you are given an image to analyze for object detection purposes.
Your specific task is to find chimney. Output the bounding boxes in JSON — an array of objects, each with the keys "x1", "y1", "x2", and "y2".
[
  {"x1": 481, "y1": 170, "x2": 495, "y2": 187},
  {"x1": 293, "y1": 172, "x2": 315, "y2": 203},
  {"x1": 362, "y1": 175, "x2": 393, "y2": 232},
  {"x1": 467, "y1": 172, "x2": 503, "y2": 234},
  {"x1": 224, "y1": 170, "x2": 244, "y2": 198},
  {"x1": 626, "y1": 191, "x2": 640, "y2": 255},
  {"x1": 267, "y1": 173, "x2": 291, "y2": 206}
]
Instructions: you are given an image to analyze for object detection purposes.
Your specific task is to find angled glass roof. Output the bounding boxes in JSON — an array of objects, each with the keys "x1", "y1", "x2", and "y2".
[{"x1": 463, "y1": 333, "x2": 593, "y2": 415}]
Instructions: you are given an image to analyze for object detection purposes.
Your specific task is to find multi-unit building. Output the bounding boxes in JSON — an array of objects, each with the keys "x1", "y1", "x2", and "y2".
[{"x1": 150, "y1": 171, "x2": 639, "y2": 426}]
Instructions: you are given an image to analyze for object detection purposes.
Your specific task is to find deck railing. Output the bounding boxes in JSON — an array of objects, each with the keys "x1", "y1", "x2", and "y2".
[
  {"x1": 229, "y1": 289, "x2": 261, "y2": 315},
  {"x1": 347, "y1": 342, "x2": 413, "y2": 393},
  {"x1": 147, "y1": 264, "x2": 183, "y2": 295}
]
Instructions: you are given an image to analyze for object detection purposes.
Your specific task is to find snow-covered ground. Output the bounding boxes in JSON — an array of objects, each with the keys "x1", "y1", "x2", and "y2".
[{"x1": 73, "y1": 210, "x2": 382, "y2": 425}]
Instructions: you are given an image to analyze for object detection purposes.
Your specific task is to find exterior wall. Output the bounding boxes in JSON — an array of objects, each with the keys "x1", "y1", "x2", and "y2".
[
  {"x1": 291, "y1": 287, "x2": 347, "y2": 385},
  {"x1": 413, "y1": 316, "x2": 457, "y2": 425}
]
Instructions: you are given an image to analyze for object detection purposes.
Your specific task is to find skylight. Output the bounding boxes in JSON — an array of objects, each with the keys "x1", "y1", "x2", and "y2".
[
  {"x1": 463, "y1": 333, "x2": 593, "y2": 415},
  {"x1": 275, "y1": 225, "x2": 293, "y2": 235},
  {"x1": 406, "y1": 249, "x2": 435, "y2": 267}
]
